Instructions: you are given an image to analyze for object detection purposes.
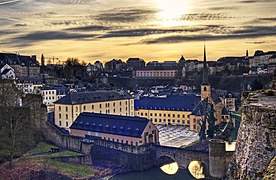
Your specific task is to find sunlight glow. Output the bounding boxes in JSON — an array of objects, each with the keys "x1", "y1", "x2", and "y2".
[
  {"x1": 188, "y1": 161, "x2": 205, "y2": 179},
  {"x1": 160, "y1": 162, "x2": 179, "y2": 175},
  {"x1": 155, "y1": 0, "x2": 190, "y2": 27}
]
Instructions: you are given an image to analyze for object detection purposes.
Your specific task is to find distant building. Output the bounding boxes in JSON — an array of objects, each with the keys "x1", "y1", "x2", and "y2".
[
  {"x1": 54, "y1": 90, "x2": 134, "y2": 128},
  {"x1": 0, "y1": 53, "x2": 40, "y2": 78},
  {"x1": 16, "y1": 77, "x2": 43, "y2": 94},
  {"x1": 133, "y1": 66, "x2": 179, "y2": 79},
  {"x1": 135, "y1": 95, "x2": 200, "y2": 126},
  {"x1": 126, "y1": 58, "x2": 145, "y2": 70},
  {"x1": 249, "y1": 50, "x2": 276, "y2": 68},
  {"x1": 40, "y1": 85, "x2": 69, "y2": 112},
  {"x1": 0, "y1": 64, "x2": 15, "y2": 79},
  {"x1": 70, "y1": 112, "x2": 159, "y2": 146}
]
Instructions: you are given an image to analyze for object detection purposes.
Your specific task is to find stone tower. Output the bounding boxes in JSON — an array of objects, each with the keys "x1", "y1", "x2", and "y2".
[{"x1": 201, "y1": 44, "x2": 211, "y2": 100}]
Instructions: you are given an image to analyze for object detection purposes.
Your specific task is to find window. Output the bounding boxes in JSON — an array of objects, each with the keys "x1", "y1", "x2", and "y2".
[
  {"x1": 172, "y1": 114, "x2": 175, "y2": 118},
  {"x1": 168, "y1": 114, "x2": 170, "y2": 117},
  {"x1": 125, "y1": 101, "x2": 128, "y2": 105},
  {"x1": 150, "y1": 113, "x2": 153, "y2": 116},
  {"x1": 59, "y1": 121, "x2": 61, "y2": 126},
  {"x1": 66, "y1": 106, "x2": 68, "y2": 112},
  {"x1": 119, "y1": 102, "x2": 122, "y2": 106},
  {"x1": 155, "y1": 113, "x2": 157, "y2": 116},
  {"x1": 159, "y1": 113, "x2": 162, "y2": 117},
  {"x1": 59, "y1": 106, "x2": 61, "y2": 111},
  {"x1": 66, "y1": 121, "x2": 68, "y2": 127},
  {"x1": 113, "y1": 102, "x2": 116, "y2": 107},
  {"x1": 164, "y1": 114, "x2": 166, "y2": 117},
  {"x1": 92, "y1": 105, "x2": 94, "y2": 110},
  {"x1": 141, "y1": 113, "x2": 144, "y2": 116},
  {"x1": 99, "y1": 104, "x2": 102, "y2": 108},
  {"x1": 204, "y1": 87, "x2": 207, "y2": 91},
  {"x1": 76, "y1": 107, "x2": 78, "y2": 112},
  {"x1": 113, "y1": 109, "x2": 116, "y2": 113},
  {"x1": 121, "y1": 140, "x2": 124, "y2": 144},
  {"x1": 83, "y1": 105, "x2": 86, "y2": 111},
  {"x1": 59, "y1": 113, "x2": 61, "y2": 119},
  {"x1": 177, "y1": 114, "x2": 180, "y2": 118},
  {"x1": 66, "y1": 114, "x2": 68, "y2": 119},
  {"x1": 145, "y1": 113, "x2": 147, "y2": 116},
  {"x1": 182, "y1": 115, "x2": 185, "y2": 118}
]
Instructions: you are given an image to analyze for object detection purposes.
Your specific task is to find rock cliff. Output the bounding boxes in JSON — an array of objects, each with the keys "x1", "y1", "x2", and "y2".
[{"x1": 226, "y1": 85, "x2": 276, "y2": 179}]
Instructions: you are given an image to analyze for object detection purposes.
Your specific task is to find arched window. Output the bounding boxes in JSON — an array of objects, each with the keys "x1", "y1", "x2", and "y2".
[{"x1": 204, "y1": 87, "x2": 207, "y2": 91}]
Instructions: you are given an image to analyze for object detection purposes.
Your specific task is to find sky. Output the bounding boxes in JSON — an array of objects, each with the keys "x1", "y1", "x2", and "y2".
[{"x1": 0, "y1": 0, "x2": 276, "y2": 63}]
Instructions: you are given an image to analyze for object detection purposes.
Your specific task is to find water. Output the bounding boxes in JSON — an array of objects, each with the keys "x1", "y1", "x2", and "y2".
[{"x1": 111, "y1": 168, "x2": 195, "y2": 180}]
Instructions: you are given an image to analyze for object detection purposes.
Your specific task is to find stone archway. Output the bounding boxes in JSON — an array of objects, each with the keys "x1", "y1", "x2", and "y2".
[{"x1": 187, "y1": 160, "x2": 207, "y2": 179}]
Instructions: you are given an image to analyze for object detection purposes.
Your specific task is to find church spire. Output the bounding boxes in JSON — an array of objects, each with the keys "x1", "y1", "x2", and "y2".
[{"x1": 202, "y1": 44, "x2": 209, "y2": 84}]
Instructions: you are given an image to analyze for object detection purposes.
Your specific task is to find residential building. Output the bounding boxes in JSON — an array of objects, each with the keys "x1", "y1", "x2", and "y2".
[
  {"x1": 0, "y1": 53, "x2": 40, "y2": 78},
  {"x1": 0, "y1": 64, "x2": 15, "y2": 79},
  {"x1": 54, "y1": 90, "x2": 134, "y2": 128},
  {"x1": 249, "y1": 50, "x2": 276, "y2": 68},
  {"x1": 70, "y1": 112, "x2": 159, "y2": 146},
  {"x1": 16, "y1": 77, "x2": 43, "y2": 94},
  {"x1": 133, "y1": 66, "x2": 179, "y2": 79},
  {"x1": 40, "y1": 85, "x2": 69, "y2": 112},
  {"x1": 135, "y1": 94, "x2": 200, "y2": 126}
]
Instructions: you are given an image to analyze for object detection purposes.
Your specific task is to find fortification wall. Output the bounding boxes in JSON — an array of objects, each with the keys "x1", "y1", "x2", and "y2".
[{"x1": 226, "y1": 93, "x2": 276, "y2": 179}]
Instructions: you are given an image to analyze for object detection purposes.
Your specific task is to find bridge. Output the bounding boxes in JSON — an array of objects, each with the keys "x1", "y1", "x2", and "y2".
[{"x1": 154, "y1": 145, "x2": 209, "y2": 170}]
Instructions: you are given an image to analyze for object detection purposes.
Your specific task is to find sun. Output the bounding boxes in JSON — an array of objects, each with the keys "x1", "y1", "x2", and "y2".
[{"x1": 154, "y1": 0, "x2": 191, "y2": 27}]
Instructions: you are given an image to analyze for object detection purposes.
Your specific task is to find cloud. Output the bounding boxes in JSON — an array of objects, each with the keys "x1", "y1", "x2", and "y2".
[
  {"x1": 96, "y1": 7, "x2": 156, "y2": 23},
  {"x1": 257, "y1": 17, "x2": 276, "y2": 22},
  {"x1": 239, "y1": 0, "x2": 275, "y2": 3},
  {"x1": 0, "y1": 0, "x2": 20, "y2": 6},
  {"x1": 11, "y1": 31, "x2": 93, "y2": 42},
  {"x1": 66, "y1": 25, "x2": 112, "y2": 32},
  {"x1": 142, "y1": 26, "x2": 276, "y2": 44},
  {"x1": 99, "y1": 25, "x2": 233, "y2": 38},
  {"x1": 246, "y1": 41, "x2": 267, "y2": 44},
  {"x1": 180, "y1": 13, "x2": 236, "y2": 21}
]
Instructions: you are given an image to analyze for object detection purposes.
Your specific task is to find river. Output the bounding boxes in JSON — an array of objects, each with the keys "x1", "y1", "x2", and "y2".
[{"x1": 110, "y1": 168, "x2": 195, "y2": 180}]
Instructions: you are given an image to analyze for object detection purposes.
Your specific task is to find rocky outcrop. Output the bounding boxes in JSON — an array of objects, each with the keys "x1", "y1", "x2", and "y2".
[{"x1": 226, "y1": 90, "x2": 276, "y2": 179}]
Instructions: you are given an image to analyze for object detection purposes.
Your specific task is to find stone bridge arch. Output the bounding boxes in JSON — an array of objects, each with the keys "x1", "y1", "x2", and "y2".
[{"x1": 154, "y1": 145, "x2": 209, "y2": 170}]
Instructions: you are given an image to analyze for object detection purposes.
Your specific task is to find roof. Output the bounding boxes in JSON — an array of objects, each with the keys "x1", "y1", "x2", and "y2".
[
  {"x1": 0, "y1": 53, "x2": 39, "y2": 67},
  {"x1": 191, "y1": 99, "x2": 211, "y2": 116},
  {"x1": 70, "y1": 112, "x2": 149, "y2": 138},
  {"x1": 55, "y1": 90, "x2": 132, "y2": 105},
  {"x1": 211, "y1": 89, "x2": 222, "y2": 104},
  {"x1": 1, "y1": 68, "x2": 13, "y2": 75},
  {"x1": 222, "y1": 107, "x2": 229, "y2": 115},
  {"x1": 135, "y1": 94, "x2": 200, "y2": 111}
]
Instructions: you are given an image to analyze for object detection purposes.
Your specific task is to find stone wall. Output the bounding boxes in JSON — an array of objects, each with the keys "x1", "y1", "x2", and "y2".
[
  {"x1": 43, "y1": 121, "x2": 92, "y2": 155},
  {"x1": 91, "y1": 144, "x2": 156, "y2": 171},
  {"x1": 51, "y1": 155, "x2": 92, "y2": 165},
  {"x1": 226, "y1": 93, "x2": 276, "y2": 179}
]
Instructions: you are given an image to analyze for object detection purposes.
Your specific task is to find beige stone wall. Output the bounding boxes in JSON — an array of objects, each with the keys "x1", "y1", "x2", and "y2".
[
  {"x1": 135, "y1": 109, "x2": 191, "y2": 126},
  {"x1": 55, "y1": 98, "x2": 134, "y2": 128}
]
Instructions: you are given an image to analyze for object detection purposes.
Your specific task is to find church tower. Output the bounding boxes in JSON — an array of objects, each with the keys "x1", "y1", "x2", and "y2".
[{"x1": 201, "y1": 44, "x2": 211, "y2": 100}]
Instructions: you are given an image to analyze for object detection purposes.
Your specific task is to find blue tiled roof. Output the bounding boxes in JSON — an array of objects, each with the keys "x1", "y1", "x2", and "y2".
[
  {"x1": 55, "y1": 90, "x2": 132, "y2": 105},
  {"x1": 211, "y1": 89, "x2": 222, "y2": 104},
  {"x1": 134, "y1": 94, "x2": 200, "y2": 111},
  {"x1": 222, "y1": 107, "x2": 229, "y2": 115},
  {"x1": 191, "y1": 99, "x2": 211, "y2": 116},
  {"x1": 70, "y1": 112, "x2": 149, "y2": 138}
]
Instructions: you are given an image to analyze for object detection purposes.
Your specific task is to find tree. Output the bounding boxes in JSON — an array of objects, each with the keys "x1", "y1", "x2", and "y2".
[{"x1": 0, "y1": 80, "x2": 40, "y2": 168}]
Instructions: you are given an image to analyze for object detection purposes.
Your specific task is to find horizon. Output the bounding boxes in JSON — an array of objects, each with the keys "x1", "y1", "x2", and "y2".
[{"x1": 1, "y1": 0, "x2": 276, "y2": 63}]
